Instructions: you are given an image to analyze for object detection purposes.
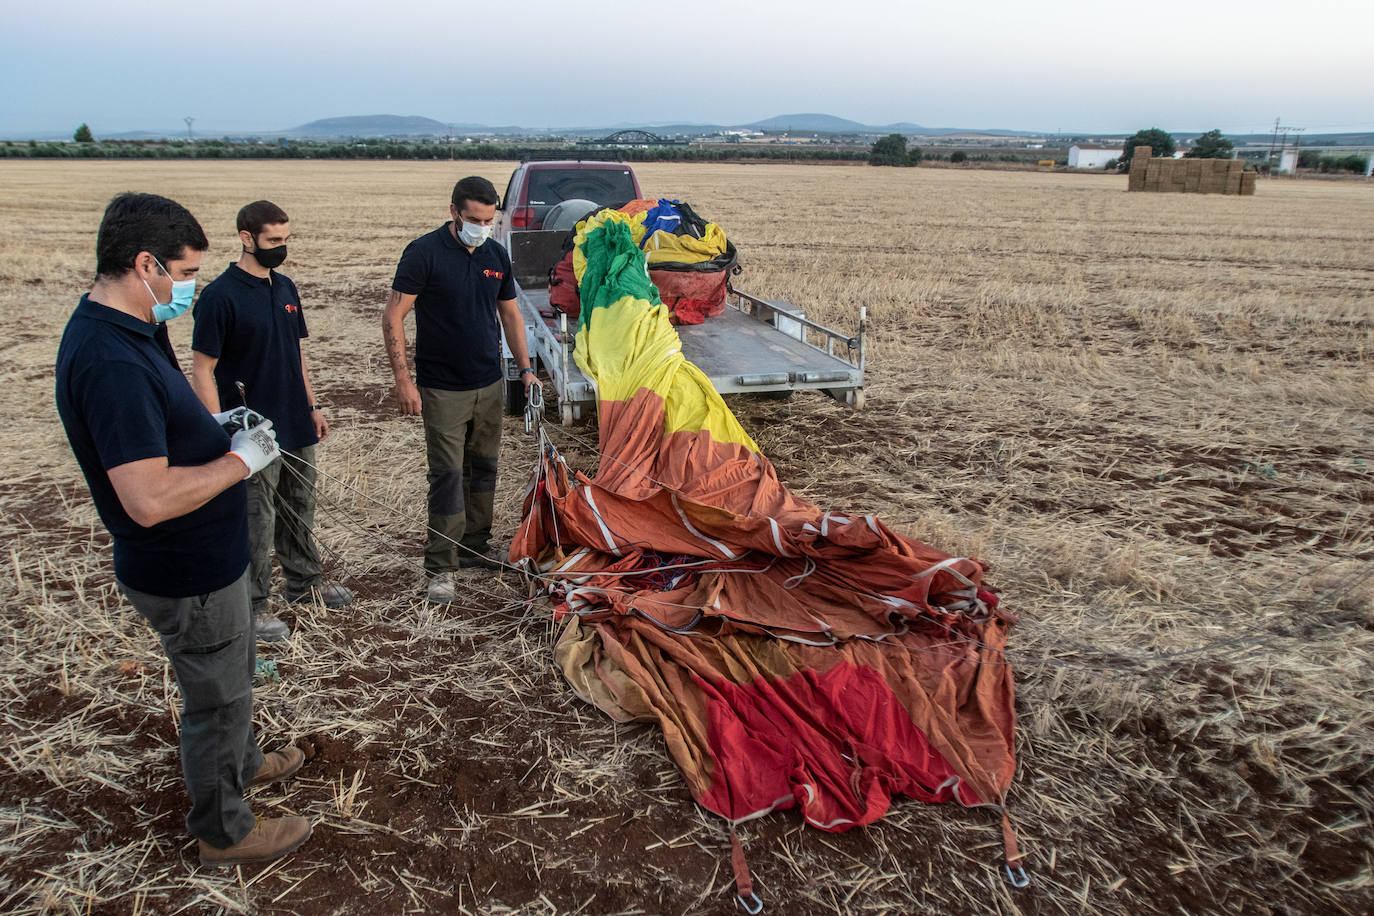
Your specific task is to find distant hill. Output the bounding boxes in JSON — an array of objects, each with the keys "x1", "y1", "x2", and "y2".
[
  {"x1": 746, "y1": 113, "x2": 869, "y2": 132},
  {"x1": 281, "y1": 114, "x2": 531, "y2": 138},
  {"x1": 284, "y1": 115, "x2": 451, "y2": 137}
]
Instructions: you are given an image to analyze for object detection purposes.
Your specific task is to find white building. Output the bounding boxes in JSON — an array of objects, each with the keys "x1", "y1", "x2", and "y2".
[{"x1": 1068, "y1": 144, "x2": 1124, "y2": 168}]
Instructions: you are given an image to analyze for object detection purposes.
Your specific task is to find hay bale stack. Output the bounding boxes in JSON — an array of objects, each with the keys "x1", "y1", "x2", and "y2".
[
  {"x1": 1205, "y1": 159, "x2": 1231, "y2": 194},
  {"x1": 1128, "y1": 146, "x2": 1150, "y2": 191},
  {"x1": 1168, "y1": 159, "x2": 1187, "y2": 192},
  {"x1": 1198, "y1": 161, "x2": 1220, "y2": 194},
  {"x1": 1144, "y1": 160, "x2": 1165, "y2": 191},
  {"x1": 1184, "y1": 158, "x2": 1204, "y2": 192},
  {"x1": 1225, "y1": 160, "x2": 1244, "y2": 195},
  {"x1": 1127, "y1": 145, "x2": 1255, "y2": 196}
]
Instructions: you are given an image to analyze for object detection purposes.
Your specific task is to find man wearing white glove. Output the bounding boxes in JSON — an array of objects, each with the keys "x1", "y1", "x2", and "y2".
[
  {"x1": 55, "y1": 193, "x2": 310, "y2": 869},
  {"x1": 230, "y1": 419, "x2": 281, "y2": 476}
]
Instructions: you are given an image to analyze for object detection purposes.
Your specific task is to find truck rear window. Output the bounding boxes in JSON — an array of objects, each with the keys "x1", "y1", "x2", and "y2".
[{"x1": 526, "y1": 169, "x2": 637, "y2": 209}]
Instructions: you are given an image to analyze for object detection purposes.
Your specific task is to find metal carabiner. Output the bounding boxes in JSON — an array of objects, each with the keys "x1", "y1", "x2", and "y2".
[
  {"x1": 524, "y1": 383, "x2": 545, "y2": 434},
  {"x1": 736, "y1": 893, "x2": 763, "y2": 914},
  {"x1": 1004, "y1": 864, "x2": 1030, "y2": 889}
]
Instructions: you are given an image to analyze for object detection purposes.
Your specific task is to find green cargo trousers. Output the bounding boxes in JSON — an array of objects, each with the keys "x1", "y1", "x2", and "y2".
[
  {"x1": 420, "y1": 381, "x2": 502, "y2": 574},
  {"x1": 118, "y1": 570, "x2": 262, "y2": 849},
  {"x1": 247, "y1": 444, "x2": 323, "y2": 612}
]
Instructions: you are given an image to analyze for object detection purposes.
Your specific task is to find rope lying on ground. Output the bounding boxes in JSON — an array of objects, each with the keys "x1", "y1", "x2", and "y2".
[{"x1": 279, "y1": 415, "x2": 1373, "y2": 677}]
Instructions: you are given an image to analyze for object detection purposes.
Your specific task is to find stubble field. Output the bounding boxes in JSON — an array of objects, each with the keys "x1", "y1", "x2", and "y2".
[{"x1": 0, "y1": 160, "x2": 1371, "y2": 915}]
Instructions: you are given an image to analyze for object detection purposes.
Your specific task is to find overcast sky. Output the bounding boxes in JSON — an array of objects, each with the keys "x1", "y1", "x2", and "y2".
[{"x1": 4, "y1": 0, "x2": 1371, "y2": 137}]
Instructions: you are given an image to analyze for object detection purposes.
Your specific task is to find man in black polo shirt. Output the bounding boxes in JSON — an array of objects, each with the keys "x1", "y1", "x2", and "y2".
[
  {"x1": 55, "y1": 192, "x2": 311, "y2": 866},
  {"x1": 383, "y1": 176, "x2": 539, "y2": 604},
  {"x1": 192, "y1": 200, "x2": 354, "y2": 643}
]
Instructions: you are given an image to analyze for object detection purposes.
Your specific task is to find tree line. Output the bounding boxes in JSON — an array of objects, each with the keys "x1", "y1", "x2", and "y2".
[
  {"x1": 24, "y1": 125, "x2": 1370, "y2": 174},
  {"x1": 2, "y1": 135, "x2": 872, "y2": 163}
]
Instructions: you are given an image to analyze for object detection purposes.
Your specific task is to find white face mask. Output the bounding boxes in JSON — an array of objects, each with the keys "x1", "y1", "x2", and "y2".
[{"x1": 458, "y1": 221, "x2": 491, "y2": 247}]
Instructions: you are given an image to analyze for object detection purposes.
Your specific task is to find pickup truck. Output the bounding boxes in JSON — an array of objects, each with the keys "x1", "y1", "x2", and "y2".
[{"x1": 495, "y1": 159, "x2": 866, "y2": 423}]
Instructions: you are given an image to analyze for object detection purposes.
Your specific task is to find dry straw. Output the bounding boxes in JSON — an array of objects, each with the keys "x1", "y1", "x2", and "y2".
[{"x1": 0, "y1": 160, "x2": 1370, "y2": 914}]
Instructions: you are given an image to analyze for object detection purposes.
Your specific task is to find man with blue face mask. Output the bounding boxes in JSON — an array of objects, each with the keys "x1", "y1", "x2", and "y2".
[
  {"x1": 55, "y1": 192, "x2": 312, "y2": 868},
  {"x1": 383, "y1": 176, "x2": 540, "y2": 604}
]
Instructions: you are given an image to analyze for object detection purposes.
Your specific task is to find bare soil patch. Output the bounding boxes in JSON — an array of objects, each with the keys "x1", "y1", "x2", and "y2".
[{"x1": 1, "y1": 160, "x2": 1371, "y2": 915}]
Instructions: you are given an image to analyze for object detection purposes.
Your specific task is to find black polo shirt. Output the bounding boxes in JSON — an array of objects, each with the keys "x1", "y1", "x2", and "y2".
[
  {"x1": 192, "y1": 264, "x2": 316, "y2": 451},
  {"x1": 55, "y1": 296, "x2": 250, "y2": 598},
  {"x1": 391, "y1": 224, "x2": 517, "y2": 391}
]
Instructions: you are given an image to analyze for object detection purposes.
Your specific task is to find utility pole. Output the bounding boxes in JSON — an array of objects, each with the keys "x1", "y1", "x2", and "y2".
[
  {"x1": 184, "y1": 116, "x2": 195, "y2": 142},
  {"x1": 1276, "y1": 124, "x2": 1304, "y2": 174},
  {"x1": 1268, "y1": 117, "x2": 1279, "y2": 164}
]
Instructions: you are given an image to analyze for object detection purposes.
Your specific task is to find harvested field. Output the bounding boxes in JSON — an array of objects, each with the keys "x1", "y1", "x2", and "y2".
[{"x1": 1, "y1": 160, "x2": 1371, "y2": 915}]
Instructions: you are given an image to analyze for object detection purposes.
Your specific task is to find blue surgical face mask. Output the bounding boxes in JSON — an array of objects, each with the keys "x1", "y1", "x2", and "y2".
[{"x1": 144, "y1": 256, "x2": 196, "y2": 322}]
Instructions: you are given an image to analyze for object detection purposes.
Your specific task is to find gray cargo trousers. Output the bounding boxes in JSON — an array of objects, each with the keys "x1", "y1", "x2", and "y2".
[
  {"x1": 118, "y1": 570, "x2": 262, "y2": 849},
  {"x1": 247, "y1": 444, "x2": 323, "y2": 611},
  {"x1": 419, "y1": 381, "x2": 503, "y2": 573}
]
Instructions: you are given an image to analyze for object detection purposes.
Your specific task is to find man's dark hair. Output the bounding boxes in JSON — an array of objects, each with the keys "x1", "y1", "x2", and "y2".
[
  {"x1": 451, "y1": 176, "x2": 499, "y2": 211},
  {"x1": 95, "y1": 192, "x2": 209, "y2": 278},
  {"x1": 236, "y1": 199, "x2": 290, "y2": 238}
]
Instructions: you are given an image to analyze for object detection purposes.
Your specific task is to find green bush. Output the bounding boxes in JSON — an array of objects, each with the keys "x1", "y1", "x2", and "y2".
[
  {"x1": 869, "y1": 133, "x2": 913, "y2": 167},
  {"x1": 1119, "y1": 128, "x2": 1175, "y2": 171},
  {"x1": 950, "y1": 151, "x2": 967, "y2": 164},
  {"x1": 1184, "y1": 129, "x2": 1232, "y2": 159}
]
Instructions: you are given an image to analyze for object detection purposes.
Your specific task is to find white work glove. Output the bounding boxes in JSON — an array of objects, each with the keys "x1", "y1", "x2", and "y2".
[
  {"x1": 213, "y1": 406, "x2": 267, "y2": 433},
  {"x1": 229, "y1": 420, "x2": 280, "y2": 477}
]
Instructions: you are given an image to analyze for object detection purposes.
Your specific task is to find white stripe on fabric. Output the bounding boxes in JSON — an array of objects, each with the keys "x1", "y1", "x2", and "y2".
[
  {"x1": 553, "y1": 547, "x2": 591, "y2": 574},
  {"x1": 768, "y1": 518, "x2": 792, "y2": 557},
  {"x1": 582, "y1": 490, "x2": 622, "y2": 556},
  {"x1": 911, "y1": 557, "x2": 978, "y2": 590},
  {"x1": 671, "y1": 493, "x2": 738, "y2": 559}
]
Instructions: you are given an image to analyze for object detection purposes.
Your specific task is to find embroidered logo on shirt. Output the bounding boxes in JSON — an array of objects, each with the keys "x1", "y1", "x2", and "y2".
[
  {"x1": 284, "y1": 303, "x2": 299, "y2": 314},
  {"x1": 482, "y1": 269, "x2": 505, "y2": 280}
]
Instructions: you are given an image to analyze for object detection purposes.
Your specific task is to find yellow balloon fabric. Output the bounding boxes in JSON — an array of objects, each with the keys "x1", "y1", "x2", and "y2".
[
  {"x1": 642, "y1": 221, "x2": 729, "y2": 266},
  {"x1": 572, "y1": 210, "x2": 757, "y2": 453}
]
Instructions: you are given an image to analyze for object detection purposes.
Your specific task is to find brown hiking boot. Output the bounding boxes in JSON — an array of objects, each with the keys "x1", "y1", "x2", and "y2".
[
  {"x1": 248, "y1": 746, "x2": 305, "y2": 787},
  {"x1": 199, "y1": 816, "x2": 312, "y2": 867}
]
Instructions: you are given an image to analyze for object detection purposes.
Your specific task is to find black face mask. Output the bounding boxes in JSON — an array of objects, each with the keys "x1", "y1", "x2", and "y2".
[{"x1": 250, "y1": 243, "x2": 288, "y2": 270}]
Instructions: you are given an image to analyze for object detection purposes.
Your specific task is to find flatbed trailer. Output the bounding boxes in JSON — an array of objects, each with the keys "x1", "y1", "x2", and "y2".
[{"x1": 501, "y1": 228, "x2": 866, "y2": 424}]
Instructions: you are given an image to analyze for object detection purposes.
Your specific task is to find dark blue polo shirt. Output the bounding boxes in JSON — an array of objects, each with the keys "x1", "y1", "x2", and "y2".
[
  {"x1": 191, "y1": 264, "x2": 316, "y2": 451},
  {"x1": 55, "y1": 296, "x2": 250, "y2": 598},
  {"x1": 391, "y1": 224, "x2": 517, "y2": 391}
]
